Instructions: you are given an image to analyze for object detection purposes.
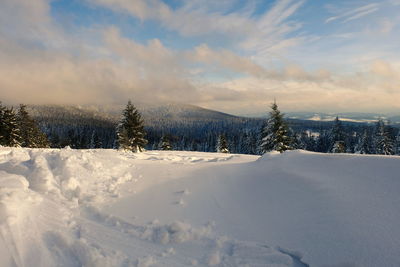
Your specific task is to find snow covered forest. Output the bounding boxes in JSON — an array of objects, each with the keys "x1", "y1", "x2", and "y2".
[{"x1": 2, "y1": 102, "x2": 399, "y2": 156}]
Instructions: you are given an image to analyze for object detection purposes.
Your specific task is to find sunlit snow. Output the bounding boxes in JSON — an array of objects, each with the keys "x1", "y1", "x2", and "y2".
[{"x1": 1, "y1": 147, "x2": 399, "y2": 266}]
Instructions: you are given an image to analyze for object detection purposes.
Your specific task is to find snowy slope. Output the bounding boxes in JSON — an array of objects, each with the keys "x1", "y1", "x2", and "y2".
[{"x1": 1, "y1": 148, "x2": 399, "y2": 266}]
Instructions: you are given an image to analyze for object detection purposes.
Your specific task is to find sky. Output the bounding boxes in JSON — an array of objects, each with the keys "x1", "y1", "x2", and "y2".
[{"x1": 0, "y1": 0, "x2": 399, "y2": 115}]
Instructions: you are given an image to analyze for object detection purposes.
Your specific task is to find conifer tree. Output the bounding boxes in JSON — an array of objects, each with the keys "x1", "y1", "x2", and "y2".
[
  {"x1": 158, "y1": 135, "x2": 172, "y2": 150},
  {"x1": 297, "y1": 131, "x2": 317, "y2": 151},
  {"x1": 116, "y1": 101, "x2": 147, "y2": 152},
  {"x1": 216, "y1": 134, "x2": 229, "y2": 153},
  {"x1": 330, "y1": 116, "x2": 346, "y2": 153},
  {"x1": 89, "y1": 130, "x2": 102, "y2": 148},
  {"x1": 16, "y1": 104, "x2": 49, "y2": 148},
  {"x1": 395, "y1": 130, "x2": 400, "y2": 155},
  {"x1": 356, "y1": 128, "x2": 374, "y2": 154},
  {"x1": 260, "y1": 101, "x2": 292, "y2": 153},
  {"x1": 396, "y1": 131, "x2": 400, "y2": 155},
  {"x1": 375, "y1": 119, "x2": 395, "y2": 155},
  {"x1": 0, "y1": 106, "x2": 21, "y2": 147},
  {"x1": 0, "y1": 103, "x2": 6, "y2": 144}
]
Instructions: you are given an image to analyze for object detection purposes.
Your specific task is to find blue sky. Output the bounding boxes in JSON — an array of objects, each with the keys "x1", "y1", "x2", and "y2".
[{"x1": 0, "y1": 0, "x2": 399, "y2": 114}]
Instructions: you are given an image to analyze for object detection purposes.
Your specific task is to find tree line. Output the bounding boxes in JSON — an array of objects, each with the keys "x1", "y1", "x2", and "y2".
[
  {"x1": 0, "y1": 103, "x2": 49, "y2": 148},
  {"x1": 259, "y1": 102, "x2": 399, "y2": 155},
  {"x1": 1, "y1": 100, "x2": 399, "y2": 156},
  {"x1": 116, "y1": 100, "x2": 400, "y2": 156}
]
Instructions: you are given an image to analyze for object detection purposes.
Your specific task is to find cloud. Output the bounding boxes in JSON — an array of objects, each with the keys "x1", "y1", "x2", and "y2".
[
  {"x1": 325, "y1": 3, "x2": 381, "y2": 24},
  {"x1": 205, "y1": 61, "x2": 400, "y2": 114},
  {"x1": 370, "y1": 60, "x2": 396, "y2": 77},
  {"x1": 0, "y1": 13, "x2": 327, "y2": 108},
  {"x1": 87, "y1": 0, "x2": 253, "y2": 36},
  {"x1": 0, "y1": 0, "x2": 399, "y2": 114},
  {"x1": 88, "y1": 0, "x2": 306, "y2": 56},
  {"x1": 185, "y1": 44, "x2": 267, "y2": 78}
]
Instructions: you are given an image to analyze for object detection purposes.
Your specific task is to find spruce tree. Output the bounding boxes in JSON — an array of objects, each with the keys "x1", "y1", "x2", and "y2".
[
  {"x1": 356, "y1": 128, "x2": 374, "y2": 154},
  {"x1": 158, "y1": 135, "x2": 172, "y2": 150},
  {"x1": 0, "y1": 107, "x2": 21, "y2": 147},
  {"x1": 0, "y1": 103, "x2": 6, "y2": 144},
  {"x1": 396, "y1": 131, "x2": 400, "y2": 155},
  {"x1": 116, "y1": 101, "x2": 147, "y2": 152},
  {"x1": 375, "y1": 119, "x2": 395, "y2": 155},
  {"x1": 216, "y1": 134, "x2": 229, "y2": 153},
  {"x1": 260, "y1": 101, "x2": 292, "y2": 153},
  {"x1": 330, "y1": 116, "x2": 346, "y2": 153},
  {"x1": 16, "y1": 104, "x2": 49, "y2": 148},
  {"x1": 89, "y1": 130, "x2": 102, "y2": 148}
]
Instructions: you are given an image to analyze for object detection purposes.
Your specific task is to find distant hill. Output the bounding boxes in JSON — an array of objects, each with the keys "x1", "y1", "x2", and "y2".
[
  {"x1": 242, "y1": 110, "x2": 400, "y2": 125},
  {"x1": 286, "y1": 112, "x2": 400, "y2": 125},
  {"x1": 137, "y1": 103, "x2": 240, "y2": 123},
  {"x1": 28, "y1": 103, "x2": 243, "y2": 126},
  {"x1": 26, "y1": 103, "x2": 263, "y2": 151},
  {"x1": 28, "y1": 105, "x2": 116, "y2": 125}
]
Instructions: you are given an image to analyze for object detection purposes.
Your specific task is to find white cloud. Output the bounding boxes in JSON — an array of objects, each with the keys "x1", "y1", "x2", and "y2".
[
  {"x1": 0, "y1": 0, "x2": 399, "y2": 114},
  {"x1": 88, "y1": 0, "x2": 306, "y2": 56},
  {"x1": 325, "y1": 3, "x2": 381, "y2": 24},
  {"x1": 206, "y1": 61, "x2": 400, "y2": 114}
]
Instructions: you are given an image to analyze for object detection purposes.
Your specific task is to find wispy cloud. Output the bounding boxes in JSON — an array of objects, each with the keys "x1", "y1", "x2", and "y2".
[
  {"x1": 325, "y1": 3, "x2": 380, "y2": 23},
  {"x1": 88, "y1": 0, "x2": 306, "y2": 55}
]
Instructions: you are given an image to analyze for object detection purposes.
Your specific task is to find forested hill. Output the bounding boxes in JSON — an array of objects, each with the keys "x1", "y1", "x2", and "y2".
[
  {"x1": 27, "y1": 104, "x2": 263, "y2": 152},
  {"x1": 28, "y1": 105, "x2": 117, "y2": 124},
  {"x1": 28, "y1": 103, "x2": 244, "y2": 126},
  {"x1": 137, "y1": 103, "x2": 241, "y2": 123}
]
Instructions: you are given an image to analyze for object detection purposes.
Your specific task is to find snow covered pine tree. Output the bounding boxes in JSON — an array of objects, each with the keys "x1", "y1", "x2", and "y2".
[
  {"x1": 158, "y1": 135, "x2": 172, "y2": 150},
  {"x1": 216, "y1": 134, "x2": 229, "y2": 153},
  {"x1": 260, "y1": 101, "x2": 292, "y2": 153},
  {"x1": 355, "y1": 128, "x2": 374, "y2": 154},
  {"x1": 330, "y1": 116, "x2": 346, "y2": 153},
  {"x1": 375, "y1": 119, "x2": 395, "y2": 155},
  {"x1": 116, "y1": 101, "x2": 147, "y2": 152},
  {"x1": 17, "y1": 104, "x2": 49, "y2": 148},
  {"x1": 0, "y1": 104, "x2": 21, "y2": 147}
]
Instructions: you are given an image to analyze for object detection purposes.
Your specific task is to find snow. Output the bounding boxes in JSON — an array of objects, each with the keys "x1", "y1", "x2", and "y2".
[
  {"x1": 1, "y1": 147, "x2": 400, "y2": 266},
  {"x1": 307, "y1": 114, "x2": 378, "y2": 123}
]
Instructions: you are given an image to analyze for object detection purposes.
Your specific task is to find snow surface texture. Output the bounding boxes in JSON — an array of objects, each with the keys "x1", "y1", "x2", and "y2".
[{"x1": 0, "y1": 148, "x2": 399, "y2": 266}]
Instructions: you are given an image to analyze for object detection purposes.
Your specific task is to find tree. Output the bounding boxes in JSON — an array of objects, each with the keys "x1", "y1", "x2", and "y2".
[
  {"x1": 355, "y1": 128, "x2": 374, "y2": 154},
  {"x1": 89, "y1": 130, "x2": 102, "y2": 149},
  {"x1": 116, "y1": 101, "x2": 147, "y2": 152},
  {"x1": 331, "y1": 141, "x2": 346, "y2": 153},
  {"x1": 297, "y1": 131, "x2": 316, "y2": 151},
  {"x1": 16, "y1": 104, "x2": 49, "y2": 148},
  {"x1": 0, "y1": 103, "x2": 6, "y2": 143},
  {"x1": 375, "y1": 119, "x2": 395, "y2": 155},
  {"x1": 260, "y1": 101, "x2": 292, "y2": 153},
  {"x1": 396, "y1": 131, "x2": 400, "y2": 155},
  {"x1": 216, "y1": 134, "x2": 229, "y2": 153},
  {"x1": 158, "y1": 135, "x2": 172, "y2": 150},
  {"x1": 0, "y1": 106, "x2": 21, "y2": 147},
  {"x1": 330, "y1": 116, "x2": 346, "y2": 153}
]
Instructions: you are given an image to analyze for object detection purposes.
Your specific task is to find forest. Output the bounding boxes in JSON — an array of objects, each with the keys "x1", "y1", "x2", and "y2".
[{"x1": 1, "y1": 102, "x2": 399, "y2": 156}]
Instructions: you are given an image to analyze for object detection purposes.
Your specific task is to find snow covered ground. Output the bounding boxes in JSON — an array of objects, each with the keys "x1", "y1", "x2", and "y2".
[{"x1": 1, "y1": 147, "x2": 399, "y2": 267}]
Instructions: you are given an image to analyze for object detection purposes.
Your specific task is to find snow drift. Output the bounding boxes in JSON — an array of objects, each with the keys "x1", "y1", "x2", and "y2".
[{"x1": 0, "y1": 147, "x2": 399, "y2": 266}]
